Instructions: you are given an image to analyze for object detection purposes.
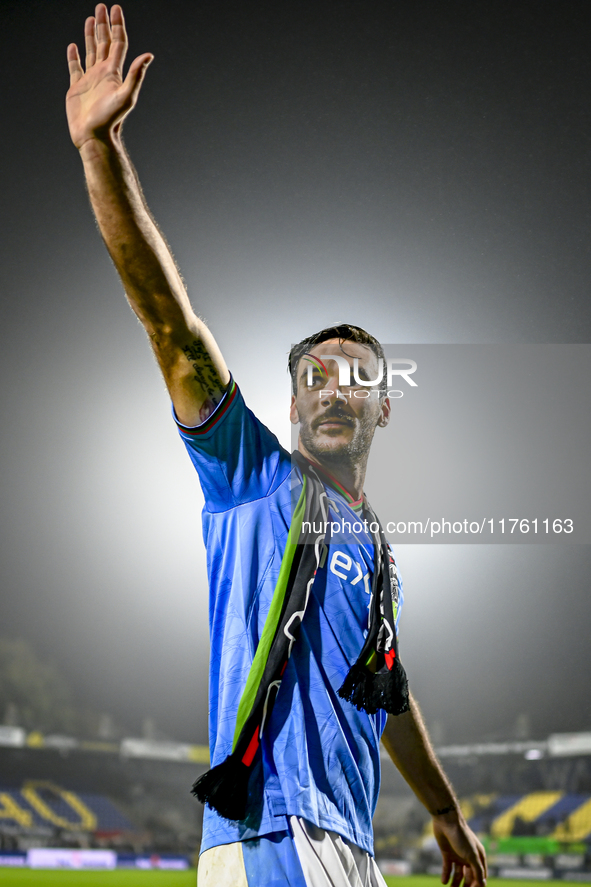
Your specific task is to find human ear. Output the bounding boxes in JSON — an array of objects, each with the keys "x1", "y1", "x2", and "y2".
[
  {"x1": 377, "y1": 396, "x2": 391, "y2": 428},
  {"x1": 289, "y1": 394, "x2": 300, "y2": 425}
]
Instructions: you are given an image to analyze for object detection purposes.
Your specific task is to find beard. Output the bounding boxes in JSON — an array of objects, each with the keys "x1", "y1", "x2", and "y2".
[{"x1": 298, "y1": 405, "x2": 379, "y2": 470}]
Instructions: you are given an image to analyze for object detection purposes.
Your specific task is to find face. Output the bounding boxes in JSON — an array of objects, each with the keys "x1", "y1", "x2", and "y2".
[{"x1": 289, "y1": 339, "x2": 390, "y2": 466}]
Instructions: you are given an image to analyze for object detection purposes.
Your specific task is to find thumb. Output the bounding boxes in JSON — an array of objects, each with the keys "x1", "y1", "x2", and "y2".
[{"x1": 122, "y1": 53, "x2": 154, "y2": 103}]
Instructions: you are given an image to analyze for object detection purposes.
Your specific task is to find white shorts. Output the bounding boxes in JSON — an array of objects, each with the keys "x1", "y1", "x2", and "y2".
[{"x1": 198, "y1": 816, "x2": 387, "y2": 887}]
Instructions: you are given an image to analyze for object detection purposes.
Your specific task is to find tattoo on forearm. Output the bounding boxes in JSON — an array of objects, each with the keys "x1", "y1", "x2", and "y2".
[{"x1": 182, "y1": 340, "x2": 224, "y2": 405}]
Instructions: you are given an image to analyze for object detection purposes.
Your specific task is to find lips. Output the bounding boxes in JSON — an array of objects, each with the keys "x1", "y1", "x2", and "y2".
[{"x1": 315, "y1": 414, "x2": 353, "y2": 429}]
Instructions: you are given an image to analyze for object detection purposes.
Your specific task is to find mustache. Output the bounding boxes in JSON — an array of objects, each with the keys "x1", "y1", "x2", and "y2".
[{"x1": 313, "y1": 406, "x2": 354, "y2": 429}]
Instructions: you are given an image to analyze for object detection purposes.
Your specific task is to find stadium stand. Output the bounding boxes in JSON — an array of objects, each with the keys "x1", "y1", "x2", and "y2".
[
  {"x1": 0, "y1": 781, "x2": 132, "y2": 832},
  {"x1": 3, "y1": 725, "x2": 591, "y2": 874},
  {"x1": 464, "y1": 791, "x2": 591, "y2": 842},
  {"x1": 0, "y1": 743, "x2": 208, "y2": 863}
]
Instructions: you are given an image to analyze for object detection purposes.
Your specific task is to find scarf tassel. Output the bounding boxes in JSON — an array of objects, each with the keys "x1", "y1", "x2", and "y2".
[
  {"x1": 191, "y1": 754, "x2": 251, "y2": 821},
  {"x1": 337, "y1": 661, "x2": 375, "y2": 711},
  {"x1": 338, "y1": 657, "x2": 410, "y2": 716}
]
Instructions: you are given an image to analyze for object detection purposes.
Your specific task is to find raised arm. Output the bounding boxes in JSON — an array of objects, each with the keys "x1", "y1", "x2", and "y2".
[
  {"x1": 382, "y1": 694, "x2": 487, "y2": 887},
  {"x1": 66, "y1": 4, "x2": 230, "y2": 426}
]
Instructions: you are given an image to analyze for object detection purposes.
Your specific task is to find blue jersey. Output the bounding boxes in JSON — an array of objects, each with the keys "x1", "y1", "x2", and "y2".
[{"x1": 175, "y1": 379, "x2": 403, "y2": 856}]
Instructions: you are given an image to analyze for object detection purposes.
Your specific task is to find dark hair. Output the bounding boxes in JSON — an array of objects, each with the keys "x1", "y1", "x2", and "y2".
[{"x1": 288, "y1": 323, "x2": 386, "y2": 396}]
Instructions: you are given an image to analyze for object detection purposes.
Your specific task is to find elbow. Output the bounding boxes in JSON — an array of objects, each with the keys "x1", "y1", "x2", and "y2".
[{"x1": 141, "y1": 303, "x2": 198, "y2": 346}]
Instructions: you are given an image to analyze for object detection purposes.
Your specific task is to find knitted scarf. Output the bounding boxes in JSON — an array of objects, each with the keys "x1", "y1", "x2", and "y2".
[{"x1": 191, "y1": 453, "x2": 409, "y2": 821}]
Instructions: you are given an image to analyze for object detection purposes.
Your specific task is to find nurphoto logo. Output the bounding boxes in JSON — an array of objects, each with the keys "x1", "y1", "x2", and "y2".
[{"x1": 303, "y1": 353, "x2": 418, "y2": 399}]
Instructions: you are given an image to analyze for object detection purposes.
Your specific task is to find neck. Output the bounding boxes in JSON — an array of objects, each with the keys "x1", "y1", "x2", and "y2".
[{"x1": 297, "y1": 441, "x2": 367, "y2": 501}]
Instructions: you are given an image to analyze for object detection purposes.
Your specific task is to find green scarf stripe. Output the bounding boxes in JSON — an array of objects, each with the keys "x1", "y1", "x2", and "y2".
[
  {"x1": 325, "y1": 476, "x2": 352, "y2": 501},
  {"x1": 232, "y1": 476, "x2": 308, "y2": 750}
]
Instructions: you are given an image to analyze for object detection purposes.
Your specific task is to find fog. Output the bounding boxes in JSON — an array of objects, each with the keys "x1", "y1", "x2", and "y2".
[{"x1": 1, "y1": 0, "x2": 590, "y2": 744}]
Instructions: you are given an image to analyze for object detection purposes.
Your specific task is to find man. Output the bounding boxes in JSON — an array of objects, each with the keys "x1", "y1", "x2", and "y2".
[{"x1": 66, "y1": 7, "x2": 487, "y2": 886}]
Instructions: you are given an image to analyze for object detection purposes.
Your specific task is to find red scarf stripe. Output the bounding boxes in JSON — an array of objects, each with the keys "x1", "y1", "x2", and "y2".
[{"x1": 299, "y1": 456, "x2": 363, "y2": 509}]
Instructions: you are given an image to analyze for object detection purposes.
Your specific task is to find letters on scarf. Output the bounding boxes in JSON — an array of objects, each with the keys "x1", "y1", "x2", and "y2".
[{"x1": 191, "y1": 453, "x2": 409, "y2": 821}]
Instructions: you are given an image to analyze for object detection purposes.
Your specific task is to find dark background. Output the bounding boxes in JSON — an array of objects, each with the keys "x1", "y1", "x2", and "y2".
[{"x1": 1, "y1": 0, "x2": 590, "y2": 748}]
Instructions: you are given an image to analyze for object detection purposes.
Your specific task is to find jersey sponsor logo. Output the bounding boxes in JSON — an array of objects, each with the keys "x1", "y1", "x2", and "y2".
[{"x1": 329, "y1": 551, "x2": 371, "y2": 596}]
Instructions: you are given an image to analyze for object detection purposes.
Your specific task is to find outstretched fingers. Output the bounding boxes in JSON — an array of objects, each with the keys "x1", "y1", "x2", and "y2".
[
  {"x1": 84, "y1": 15, "x2": 97, "y2": 69},
  {"x1": 95, "y1": 3, "x2": 111, "y2": 63},
  {"x1": 109, "y1": 5, "x2": 129, "y2": 71},
  {"x1": 67, "y1": 43, "x2": 84, "y2": 85},
  {"x1": 81, "y1": 5, "x2": 128, "y2": 74}
]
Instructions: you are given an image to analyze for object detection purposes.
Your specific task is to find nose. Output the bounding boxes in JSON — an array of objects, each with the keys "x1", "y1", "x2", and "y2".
[{"x1": 319, "y1": 386, "x2": 348, "y2": 407}]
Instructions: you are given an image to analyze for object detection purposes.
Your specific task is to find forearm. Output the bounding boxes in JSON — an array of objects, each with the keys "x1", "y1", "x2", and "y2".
[
  {"x1": 67, "y1": 6, "x2": 229, "y2": 425},
  {"x1": 383, "y1": 694, "x2": 487, "y2": 884},
  {"x1": 79, "y1": 133, "x2": 196, "y2": 338},
  {"x1": 381, "y1": 692, "x2": 460, "y2": 817},
  {"x1": 79, "y1": 133, "x2": 230, "y2": 421}
]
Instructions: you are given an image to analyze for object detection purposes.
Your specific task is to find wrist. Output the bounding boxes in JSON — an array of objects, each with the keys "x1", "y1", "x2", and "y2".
[
  {"x1": 78, "y1": 130, "x2": 123, "y2": 165},
  {"x1": 430, "y1": 801, "x2": 461, "y2": 820}
]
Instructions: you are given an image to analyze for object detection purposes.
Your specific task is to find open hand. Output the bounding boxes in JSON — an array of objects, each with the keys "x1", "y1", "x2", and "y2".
[
  {"x1": 433, "y1": 813, "x2": 487, "y2": 887},
  {"x1": 66, "y1": 4, "x2": 153, "y2": 150}
]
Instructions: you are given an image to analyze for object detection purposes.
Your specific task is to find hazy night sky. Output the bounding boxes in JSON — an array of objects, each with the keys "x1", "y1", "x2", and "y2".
[{"x1": 1, "y1": 0, "x2": 591, "y2": 747}]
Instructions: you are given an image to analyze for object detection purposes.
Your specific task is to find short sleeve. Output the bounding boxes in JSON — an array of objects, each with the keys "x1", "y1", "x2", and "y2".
[{"x1": 174, "y1": 378, "x2": 291, "y2": 511}]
